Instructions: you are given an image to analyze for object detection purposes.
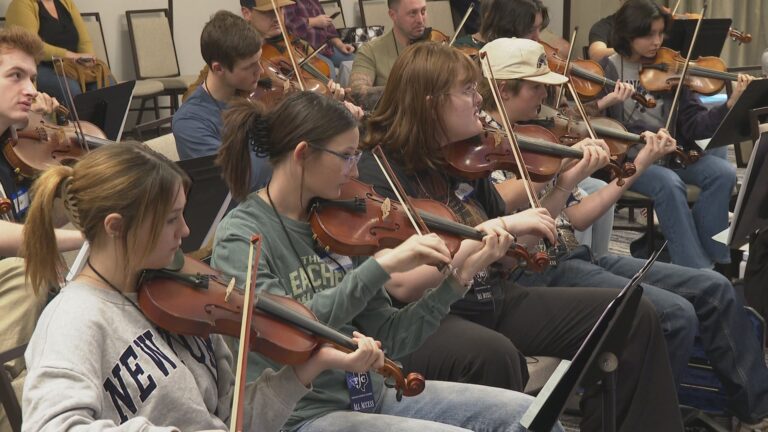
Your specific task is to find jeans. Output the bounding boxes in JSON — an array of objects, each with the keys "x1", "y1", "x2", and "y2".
[
  {"x1": 294, "y1": 380, "x2": 560, "y2": 432},
  {"x1": 628, "y1": 153, "x2": 736, "y2": 268},
  {"x1": 36, "y1": 63, "x2": 117, "y2": 110},
  {"x1": 315, "y1": 47, "x2": 355, "y2": 82},
  {"x1": 517, "y1": 246, "x2": 768, "y2": 422},
  {"x1": 573, "y1": 177, "x2": 614, "y2": 258}
]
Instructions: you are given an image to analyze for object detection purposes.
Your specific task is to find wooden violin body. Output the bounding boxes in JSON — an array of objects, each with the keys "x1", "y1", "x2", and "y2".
[
  {"x1": 138, "y1": 254, "x2": 425, "y2": 399},
  {"x1": 310, "y1": 179, "x2": 540, "y2": 270},
  {"x1": 2, "y1": 112, "x2": 110, "y2": 179},
  {"x1": 540, "y1": 41, "x2": 656, "y2": 109},
  {"x1": 640, "y1": 47, "x2": 738, "y2": 96}
]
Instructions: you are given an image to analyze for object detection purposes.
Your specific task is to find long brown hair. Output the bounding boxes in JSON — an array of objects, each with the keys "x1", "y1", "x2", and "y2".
[
  {"x1": 22, "y1": 143, "x2": 190, "y2": 293},
  {"x1": 363, "y1": 42, "x2": 478, "y2": 173},
  {"x1": 218, "y1": 92, "x2": 357, "y2": 201}
]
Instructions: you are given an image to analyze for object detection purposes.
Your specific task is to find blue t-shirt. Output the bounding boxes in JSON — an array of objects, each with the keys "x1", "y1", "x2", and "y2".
[{"x1": 173, "y1": 86, "x2": 272, "y2": 189}]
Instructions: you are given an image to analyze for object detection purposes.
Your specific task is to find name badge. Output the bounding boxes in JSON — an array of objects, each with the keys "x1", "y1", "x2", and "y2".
[
  {"x1": 11, "y1": 186, "x2": 30, "y2": 218},
  {"x1": 345, "y1": 371, "x2": 375, "y2": 412},
  {"x1": 474, "y1": 284, "x2": 493, "y2": 303},
  {"x1": 454, "y1": 182, "x2": 475, "y2": 202}
]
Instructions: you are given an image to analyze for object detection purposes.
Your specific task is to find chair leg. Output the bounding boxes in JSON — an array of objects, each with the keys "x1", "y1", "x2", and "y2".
[
  {"x1": 153, "y1": 96, "x2": 160, "y2": 120},
  {"x1": 628, "y1": 207, "x2": 636, "y2": 224},
  {"x1": 136, "y1": 97, "x2": 147, "y2": 125}
]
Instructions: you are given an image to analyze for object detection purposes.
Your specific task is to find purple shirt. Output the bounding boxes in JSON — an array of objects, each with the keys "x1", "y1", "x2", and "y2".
[{"x1": 284, "y1": 0, "x2": 338, "y2": 56}]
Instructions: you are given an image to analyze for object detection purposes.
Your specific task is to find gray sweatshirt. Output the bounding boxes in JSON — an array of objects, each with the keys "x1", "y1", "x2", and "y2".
[{"x1": 22, "y1": 282, "x2": 309, "y2": 432}]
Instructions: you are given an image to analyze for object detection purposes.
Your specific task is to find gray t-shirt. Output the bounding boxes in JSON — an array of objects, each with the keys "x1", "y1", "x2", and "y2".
[{"x1": 22, "y1": 281, "x2": 308, "y2": 431}]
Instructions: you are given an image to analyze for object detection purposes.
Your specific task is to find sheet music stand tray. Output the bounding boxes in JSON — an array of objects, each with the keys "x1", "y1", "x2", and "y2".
[
  {"x1": 73, "y1": 80, "x2": 135, "y2": 142},
  {"x1": 520, "y1": 246, "x2": 665, "y2": 432},
  {"x1": 663, "y1": 18, "x2": 731, "y2": 58},
  {"x1": 728, "y1": 130, "x2": 768, "y2": 249},
  {"x1": 708, "y1": 79, "x2": 768, "y2": 150},
  {"x1": 176, "y1": 155, "x2": 232, "y2": 253}
]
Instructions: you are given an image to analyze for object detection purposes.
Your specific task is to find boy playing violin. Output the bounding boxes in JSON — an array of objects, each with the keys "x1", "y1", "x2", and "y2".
[
  {"x1": 479, "y1": 36, "x2": 768, "y2": 430},
  {"x1": 0, "y1": 27, "x2": 83, "y2": 431}
]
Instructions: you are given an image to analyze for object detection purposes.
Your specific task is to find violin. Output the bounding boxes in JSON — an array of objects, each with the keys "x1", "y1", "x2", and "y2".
[
  {"x1": 639, "y1": 46, "x2": 741, "y2": 96},
  {"x1": 262, "y1": 36, "x2": 331, "y2": 81},
  {"x1": 540, "y1": 41, "x2": 657, "y2": 109},
  {"x1": 260, "y1": 39, "x2": 331, "y2": 96},
  {"x1": 309, "y1": 179, "x2": 545, "y2": 271},
  {"x1": 444, "y1": 121, "x2": 637, "y2": 185},
  {"x1": 535, "y1": 104, "x2": 700, "y2": 167},
  {"x1": 2, "y1": 107, "x2": 111, "y2": 179},
  {"x1": 138, "y1": 254, "x2": 425, "y2": 400}
]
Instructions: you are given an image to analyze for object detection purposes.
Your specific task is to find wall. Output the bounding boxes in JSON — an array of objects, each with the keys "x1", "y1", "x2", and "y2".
[{"x1": 0, "y1": 0, "x2": 244, "y2": 80}]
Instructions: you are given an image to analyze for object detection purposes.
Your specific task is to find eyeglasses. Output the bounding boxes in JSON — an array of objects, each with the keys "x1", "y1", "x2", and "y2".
[
  {"x1": 307, "y1": 143, "x2": 363, "y2": 175},
  {"x1": 444, "y1": 82, "x2": 480, "y2": 99}
]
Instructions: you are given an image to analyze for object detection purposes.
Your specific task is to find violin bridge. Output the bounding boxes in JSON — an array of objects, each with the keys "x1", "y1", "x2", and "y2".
[
  {"x1": 224, "y1": 277, "x2": 236, "y2": 302},
  {"x1": 381, "y1": 198, "x2": 391, "y2": 220}
]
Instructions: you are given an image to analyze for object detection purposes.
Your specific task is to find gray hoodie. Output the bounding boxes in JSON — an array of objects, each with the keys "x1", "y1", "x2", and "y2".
[{"x1": 22, "y1": 282, "x2": 309, "y2": 431}]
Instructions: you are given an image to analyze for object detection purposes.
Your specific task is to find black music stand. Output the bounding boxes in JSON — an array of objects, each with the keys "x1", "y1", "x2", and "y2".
[
  {"x1": 176, "y1": 155, "x2": 232, "y2": 253},
  {"x1": 728, "y1": 131, "x2": 768, "y2": 249},
  {"x1": 73, "y1": 80, "x2": 135, "y2": 141},
  {"x1": 708, "y1": 79, "x2": 768, "y2": 150},
  {"x1": 520, "y1": 245, "x2": 666, "y2": 432},
  {"x1": 663, "y1": 18, "x2": 731, "y2": 58}
]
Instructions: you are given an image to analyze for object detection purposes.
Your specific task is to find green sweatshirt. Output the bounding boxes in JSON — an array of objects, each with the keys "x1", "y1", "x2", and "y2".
[{"x1": 212, "y1": 192, "x2": 465, "y2": 430}]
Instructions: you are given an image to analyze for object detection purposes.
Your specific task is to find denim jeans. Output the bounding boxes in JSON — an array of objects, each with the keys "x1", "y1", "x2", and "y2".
[
  {"x1": 517, "y1": 246, "x2": 768, "y2": 422},
  {"x1": 36, "y1": 63, "x2": 117, "y2": 110},
  {"x1": 573, "y1": 177, "x2": 614, "y2": 258},
  {"x1": 628, "y1": 153, "x2": 736, "y2": 268},
  {"x1": 294, "y1": 381, "x2": 561, "y2": 432}
]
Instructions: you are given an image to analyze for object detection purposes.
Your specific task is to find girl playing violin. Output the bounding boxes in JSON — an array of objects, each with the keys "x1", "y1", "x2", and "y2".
[
  {"x1": 20, "y1": 142, "x2": 386, "y2": 431},
  {"x1": 479, "y1": 38, "x2": 768, "y2": 428},
  {"x1": 212, "y1": 91, "x2": 545, "y2": 431},
  {"x1": 357, "y1": 41, "x2": 684, "y2": 431}
]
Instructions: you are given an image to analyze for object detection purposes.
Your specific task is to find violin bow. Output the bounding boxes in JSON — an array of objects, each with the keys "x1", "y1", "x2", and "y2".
[
  {"x1": 670, "y1": 0, "x2": 682, "y2": 17},
  {"x1": 229, "y1": 234, "x2": 262, "y2": 432},
  {"x1": 51, "y1": 56, "x2": 89, "y2": 150},
  {"x1": 481, "y1": 52, "x2": 541, "y2": 209},
  {"x1": 554, "y1": 27, "x2": 579, "y2": 109},
  {"x1": 481, "y1": 50, "x2": 554, "y2": 268},
  {"x1": 664, "y1": 3, "x2": 708, "y2": 132},
  {"x1": 448, "y1": 2, "x2": 475, "y2": 47},
  {"x1": 370, "y1": 146, "x2": 431, "y2": 235},
  {"x1": 270, "y1": 0, "x2": 306, "y2": 91}
]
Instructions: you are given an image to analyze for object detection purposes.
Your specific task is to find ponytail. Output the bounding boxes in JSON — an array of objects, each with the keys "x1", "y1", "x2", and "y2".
[
  {"x1": 22, "y1": 165, "x2": 75, "y2": 294},
  {"x1": 218, "y1": 98, "x2": 268, "y2": 201}
]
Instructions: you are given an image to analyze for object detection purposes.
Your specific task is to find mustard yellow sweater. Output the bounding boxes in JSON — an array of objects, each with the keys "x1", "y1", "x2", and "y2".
[{"x1": 5, "y1": 0, "x2": 94, "y2": 60}]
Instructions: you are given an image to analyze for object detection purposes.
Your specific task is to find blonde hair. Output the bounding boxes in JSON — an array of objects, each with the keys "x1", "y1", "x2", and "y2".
[
  {"x1": 0, "y1": 26, "x2": 44, "y2": 63},
  {"x1": 22, "y1": 143, "x2": 190, "y2": 293},
  {"x1": 363, "y1": 43, "x2": 479, "y2": 173}
]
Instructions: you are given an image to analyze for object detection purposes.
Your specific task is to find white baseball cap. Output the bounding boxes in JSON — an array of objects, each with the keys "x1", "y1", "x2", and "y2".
[{"x1": 479, "y1": 37, "x2": 568, "y2": 85}]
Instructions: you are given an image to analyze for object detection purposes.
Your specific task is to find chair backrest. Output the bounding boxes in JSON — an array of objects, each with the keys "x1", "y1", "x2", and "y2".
[
  {"x1": 125, "y1": 9, "x2": 181, "y2": 79},
  {"x1": 80, "y1": 12, "x2": 109, "y2": 68},
  {"x1": 0, "y1": 344, "x2": 27, "y2": 432},
  {"x1": 0, "y1": 17, "x2": 5, "y2": 28},
  {"x1": 145, "y1": 133, "x2": 179, "y2": 162},
  {"x1": 320, "y1": 0, "x2": 346, "y2": 28},
  {"x1": 359, "y1": 0, "x2": 454, "y2": 36}
]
